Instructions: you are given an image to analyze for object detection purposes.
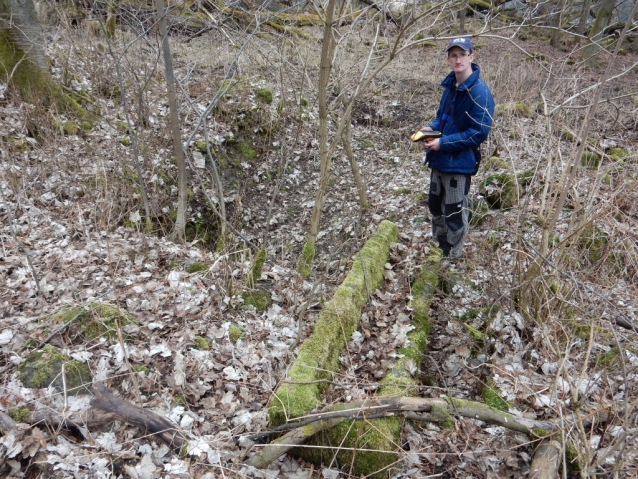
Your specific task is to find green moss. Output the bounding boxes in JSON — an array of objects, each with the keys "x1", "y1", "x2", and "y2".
[
  {"x1": 607, "y1": 147, "x2": 626, "y2": 162},
  {"x1": 296, "y1": 241, "x2": 315, "y2": 278},
  {"x1": 132, "y1": 365, "x2": 150, "y2": 375},
  {"x1": 463, "y1": 323, "x2": 484, "y2": 341},
  {"x1": 115, "y1": 120, "x2": 128, "y2": 132},
  {"x1": 517, "y1": 169, "x2": 535, "y2": 187},
  {"x1": 228, "y1": 324, "x2": 242, "y2": 343},
  {"x1": 532, "y1": 428, "x2": 551, "y2": 438},
  {"x1": 359, "y1": 139, "x2": 374, "y2": 149},
  {"x1": 242, "y1": 289, "x2": 271, "y2": 311},
  {"x1": 481, "y1": 378, "x2": 508, "y2": 412},
  {"x1": 63, "y1": 121, "x2": 78, "y2": 135},
  {"x1": 185, "y1": 261, "x2": 208, "y2": 273},
  {"x1": 596, "y1": 347, "x2": 620, "y2": 368},
  {"x1": 581, "y1": 152, "x2": 601, "y2": 169},
  {"x1": 578, "y1": 223, "x2": 608, "y2": 263},
  {"x1": 255, "y1": 88, "x2": 273, "y2": 104},
  {"x1": 193, "y1": 336, "x2": 210, "y2": 350},
  {"x1": 195, "y1": 140, "x2": 208, "y2": 153},
  {"x1": 296, "y1": 405, "x2": 402, "y2": 478},
  {"x1": 271, "y1": 221, "x2": 398, "y2": 425},
  {"x1": 247, "y1": 248, "x2": 267, "y2": 289},
  {"x1": 238, "y1": 141, "x2": 257, "y2": 161},
  {"x1": 392, "y1": 187, "x2": 412, "y2": 195},
  {"x1": 410, "y1": 251, "x2": 441, "y2": 338},
  {"x1": 432, "y1": 403, "x2": 454, "y2": 428},
  {"x1": 120, "y1": 136, "x2": 131, "y2": 146},
  {"x1": 80, "y1": 120, "x2": 92, "y2": 130},
  {"x1": 484, "y1": 156, "x2": 508, "y2": 170},
  {"x1": 51, "y1": 303, "x2": 135, "y2": 343},
  {"x1": 18, "y1": 345, "x2": 91, "y2": 394},
  {"x1": 496, "y1": 102, "x2": 530, "y2": 117},
  {"x1": 0, "y1": 31, "x2": 85, "y2": 116},
  {"x1": 469, "y1": 198, "x2": 489, "y2": 227},
  {"x1": 565, "y1": 441, "x2": 580, "y2": 475},
  {"x1": 8, "y1": 407, "x2": 31, "y2": 423},
  {"x1": 479, "y1": 173, "x2": 521, "y2": 209}
]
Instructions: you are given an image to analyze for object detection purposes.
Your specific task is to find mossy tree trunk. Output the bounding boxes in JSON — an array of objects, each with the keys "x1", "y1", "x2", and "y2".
[
  {"x1": 577, "y1": 0, "x2": 593, "y2": 35},
  {"x1": 0, "y1": 0, "x2": 79, "y2": 112},
  {"x1": 583, "y1": 0, "x2": 615, "y2": 63}
]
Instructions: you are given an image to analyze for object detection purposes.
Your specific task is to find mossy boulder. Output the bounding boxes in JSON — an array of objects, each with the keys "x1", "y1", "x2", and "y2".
[
  {"x1": 479, "y1": 173, "x2": 521, "y2": 209},
  {"x1": 18, "y1": 345, "x2": 91, "y2": 395}
]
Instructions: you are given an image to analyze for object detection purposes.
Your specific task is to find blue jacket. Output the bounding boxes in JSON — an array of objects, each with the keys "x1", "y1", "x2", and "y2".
[{"x1": 427, "y1": 64, "x2": 495, "y2": 174}]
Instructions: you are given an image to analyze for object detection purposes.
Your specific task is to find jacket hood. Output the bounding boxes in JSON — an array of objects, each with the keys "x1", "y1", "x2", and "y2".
[{"x1": 441, "y1": 63, "x2": 481, "y2": 91}]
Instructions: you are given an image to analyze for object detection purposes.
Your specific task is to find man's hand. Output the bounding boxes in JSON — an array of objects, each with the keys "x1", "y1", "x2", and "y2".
[
  {"x1": 425, "y1": 138, "x2": 441, "y2": 151},
  {"x1": 417, "y1": 127, "x2": 441, "y2": 151}
]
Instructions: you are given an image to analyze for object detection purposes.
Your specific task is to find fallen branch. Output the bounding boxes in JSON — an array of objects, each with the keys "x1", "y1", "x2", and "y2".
[
  {"x1": 27, "y1": 382, "x2": 185, "y2": 450},
  {"x1": 245, "y1": 396, "x2": 611, "y2": 469},
  {"x1": 529, "y1": 439, "x2": 562, "y2": 479}
]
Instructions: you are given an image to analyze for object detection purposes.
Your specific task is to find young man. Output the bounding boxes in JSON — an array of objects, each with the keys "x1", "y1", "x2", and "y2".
[{"x1": 420, "y1": 37, "x2": 494, "y2": 258}]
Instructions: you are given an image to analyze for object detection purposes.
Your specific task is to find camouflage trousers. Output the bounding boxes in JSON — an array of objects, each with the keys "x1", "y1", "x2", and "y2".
[{"x1": 427, "y1": 170, "x2": 471, "y2": 258}]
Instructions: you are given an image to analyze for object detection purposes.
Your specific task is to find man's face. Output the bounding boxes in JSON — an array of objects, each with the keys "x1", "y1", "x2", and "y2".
[{"x1": 447, "y1": 46, "x2": 473, "y2": 75}]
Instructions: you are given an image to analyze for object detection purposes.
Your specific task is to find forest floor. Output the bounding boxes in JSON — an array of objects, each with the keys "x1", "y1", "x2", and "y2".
[{"x1": 1, "y1": 9, "x2": 638, "y2": 479}]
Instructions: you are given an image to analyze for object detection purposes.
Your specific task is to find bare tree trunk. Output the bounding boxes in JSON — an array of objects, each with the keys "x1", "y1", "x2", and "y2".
[
  {"x1": 459, "y1": 0, "x2": 466, "y2": 34},
  {"x1": 341, "y1": 107, "x2": 368, "y2": 212},
  {"x1": 155, "y1": 0, "x2": 187, "y2": 240},
  {"x1": 550, "y1": 0, "x2": 568, "y2": 47},
  {"x1": 296, "y1": 0, "x2": 337, "y2": 276}
]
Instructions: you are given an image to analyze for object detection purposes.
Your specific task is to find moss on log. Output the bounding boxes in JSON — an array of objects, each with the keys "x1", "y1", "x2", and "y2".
[{"x1": 270, "y1": 220, "x2": 398, "y2": 424}]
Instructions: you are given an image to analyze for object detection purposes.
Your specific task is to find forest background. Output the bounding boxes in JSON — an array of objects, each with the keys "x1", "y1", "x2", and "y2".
[{"x1": 1, "y1": 0, "x2": 638, "y2": 477}]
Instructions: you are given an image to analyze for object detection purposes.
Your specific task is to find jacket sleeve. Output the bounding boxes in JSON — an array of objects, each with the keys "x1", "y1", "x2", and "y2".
[
  {"x1": 439, "y1": 83, "x2": 494, "y2": 153},
  {"x1": 428, "y1": 90, "x2": 448, "y2": 132}
]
